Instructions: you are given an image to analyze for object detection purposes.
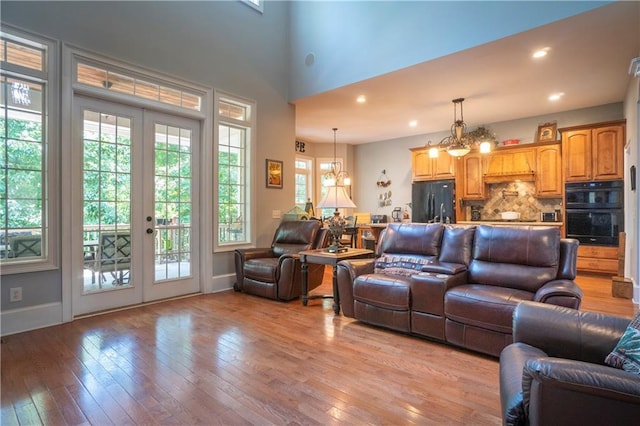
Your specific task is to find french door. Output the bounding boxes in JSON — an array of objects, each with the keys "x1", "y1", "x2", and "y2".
[{"x1": 71, "y1": 96, "x2": 200, "y2": 315}]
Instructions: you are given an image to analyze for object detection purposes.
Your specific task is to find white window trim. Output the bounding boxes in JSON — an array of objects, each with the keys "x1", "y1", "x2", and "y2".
[
  {"x1": 0, "y1": 24, "x2": 60, "y2": 275},
  {"x1": 60, "y1": 44, "x2": 214, "y2": 321},
  {"x1": 295, "y1": 154, "x2": 314, "y2": 207},
  {"x1": 214, "y1": 90, "x2": 256, "y2": 252}
]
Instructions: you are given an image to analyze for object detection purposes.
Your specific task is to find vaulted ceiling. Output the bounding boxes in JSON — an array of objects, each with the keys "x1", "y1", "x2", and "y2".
[{"x1": 293, "y1": 2, "x2": 640, "y2": 145}]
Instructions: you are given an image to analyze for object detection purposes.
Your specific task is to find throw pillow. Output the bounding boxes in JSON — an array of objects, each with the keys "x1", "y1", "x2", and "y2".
[
  {"x1": 604, "y1": 310, "x2": 640, "y2": 374},
  {"x1": 374, "y1": 255, "x2": 433, "y2": 276}
]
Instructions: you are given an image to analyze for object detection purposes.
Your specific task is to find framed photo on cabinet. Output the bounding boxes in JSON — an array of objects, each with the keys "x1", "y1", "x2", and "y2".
[
  {"x1": 535, "y1": 122, "x2": 557, "y2": 143},
  {"x1": 266, "y1": 159, "x2": 283, "y2": 189}
]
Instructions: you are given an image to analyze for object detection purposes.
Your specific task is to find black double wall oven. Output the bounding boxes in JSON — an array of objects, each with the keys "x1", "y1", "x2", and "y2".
[{"x1": 565, "y1": 180, "x2": 623, "y2": 246}]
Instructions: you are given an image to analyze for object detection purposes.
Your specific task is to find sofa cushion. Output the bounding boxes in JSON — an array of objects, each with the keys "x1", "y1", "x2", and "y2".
[
  {"x1": 354, "y1": 274, "x2": 411, "y2": 311},
  {"x1": 469, "y1": 225, "x2": 560, "y2": 292},
  {"x1": 271, "y1": 220, "x2": 319, "y2": 257},
  {"x1": 378, "y1": 222, "x2": 443, "y2": 256},
  {"x1": 243, "y1": 257, "x2": 279, "y2": 281},
  {"x1": 605, "y1": 310, "x2": 640, "y2": 374},
  {"x1": 439, "y1": 225, "x2": 475, "y2": 265},
  {"x1": 445, "y1": 284, "x2": 535, "y2": 334}
]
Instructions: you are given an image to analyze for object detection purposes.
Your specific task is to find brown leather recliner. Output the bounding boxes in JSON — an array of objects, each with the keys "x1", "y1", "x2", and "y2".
[
  {"x1": 500, "y1": 301, "x2": 640, "y2": 425},
  {"x1": 234, "y1": 220, "x2": 329, "y2": 301}
]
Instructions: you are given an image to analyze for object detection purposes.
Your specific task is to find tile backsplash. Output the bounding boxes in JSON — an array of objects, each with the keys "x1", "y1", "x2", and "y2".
[{"x1": 467, "y1": 181, "x2": 561, "y2": 221}]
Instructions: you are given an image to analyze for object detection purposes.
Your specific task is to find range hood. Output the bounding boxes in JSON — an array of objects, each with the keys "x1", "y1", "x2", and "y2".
[
  {"x1": 483, "y1": 171, "x2": 535, "y2": 183},
  {"x1": 483, "y1": 150, "x2": 535, "y2": 183}
]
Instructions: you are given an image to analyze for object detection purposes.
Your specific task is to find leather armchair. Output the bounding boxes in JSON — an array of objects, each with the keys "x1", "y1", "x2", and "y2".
[
  {"x1": 500, "y1": 301, "x2": 640, "y2": 426},
  {"x1": 234, "y1": 220, "x2": 329, "y2": 301}
]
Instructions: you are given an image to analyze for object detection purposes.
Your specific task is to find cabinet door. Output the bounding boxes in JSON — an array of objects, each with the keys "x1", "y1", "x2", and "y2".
[
  {"x1": 536, "y1": 144, "x2": 562, "y2": 197},
  {"x1": 432, "y1": 153, "x2": 456, "y2": 179},
  {"x1": 592, "y1": 125, "x2": 624, "y2": 181},
  {"x1": 412, "y1": 149, "x2": 433, "y2": 181},
  {"x1": 562, "y1": 129, "x2": 591, "y2": 182},
  {"x1": 459, "y1": 153, "x2": 485, "y2": 199}
]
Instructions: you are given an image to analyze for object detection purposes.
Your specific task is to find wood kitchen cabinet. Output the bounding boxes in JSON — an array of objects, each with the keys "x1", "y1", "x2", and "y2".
[
  {"x1": 535, "y1": 142, "x2": 563, "y2": 197},
  {"x1": 410, "y1": 147, "x2": 456, "y2": 181},
  {"x1": 483, "y1": 146, "x2": 536, "y2": 183},
  {"x1": 577, "y1": 245, "x2": 618, "y2": 275},
  {"x1": 561, "y1": 120, "x2": 625, "y2": 182},
  {"x1": 457, "y1": 152, "x2": 486, "y2": 200}
]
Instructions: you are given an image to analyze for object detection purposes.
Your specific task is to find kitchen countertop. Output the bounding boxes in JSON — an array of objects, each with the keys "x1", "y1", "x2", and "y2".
[{"x1": 457, "y1": 221, "x2": 563, "y2": 226}]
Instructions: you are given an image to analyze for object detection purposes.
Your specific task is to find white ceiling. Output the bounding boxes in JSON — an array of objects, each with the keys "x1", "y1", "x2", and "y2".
[{"x1": 292, "y1": 2, "x2": 640, "y2": 145}]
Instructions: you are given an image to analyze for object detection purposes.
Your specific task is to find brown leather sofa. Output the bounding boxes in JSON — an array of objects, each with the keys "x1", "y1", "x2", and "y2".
[
  {"x1": 234, "y1": 220, "x2": 328, "y2": 301},
  {"x1": 336, "y1": 223, "x2": 582, "y2": 357},
  {"x1": 500, "y1": 301, "x2": 640, "y2": 425}
]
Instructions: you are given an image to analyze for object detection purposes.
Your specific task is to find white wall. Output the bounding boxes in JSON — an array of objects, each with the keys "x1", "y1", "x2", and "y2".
[{"x1": 624, "y1": 64, "x2": 639, "y2": 304}]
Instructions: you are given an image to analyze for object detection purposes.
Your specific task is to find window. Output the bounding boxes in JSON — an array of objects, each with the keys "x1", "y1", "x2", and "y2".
[
  {"x1": 75, "y1": 62, "x2": 202, "y2": 111},
  {"x1": 216, "y1": 94, "x2": 254, "y2": 247},
  {"x1": 295, "y1": 157, "x2": 313, "y2": 209},
  {"x1": 1, "y1": 26, "x2": 58, "y2": 272}
]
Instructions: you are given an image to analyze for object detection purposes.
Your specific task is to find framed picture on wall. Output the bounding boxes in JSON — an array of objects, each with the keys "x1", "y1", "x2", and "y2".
[
  {"x1": 535, "y1": 122, "x2": 558, "y2": 143},
  {"x1": 266, "y1": 159, "x2": 283, "y2": 189}
]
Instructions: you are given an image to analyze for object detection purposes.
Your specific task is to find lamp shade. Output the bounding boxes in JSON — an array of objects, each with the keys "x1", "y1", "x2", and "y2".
[{"x1": 316, "y1": 185, "x2": 356, "y2": 209}]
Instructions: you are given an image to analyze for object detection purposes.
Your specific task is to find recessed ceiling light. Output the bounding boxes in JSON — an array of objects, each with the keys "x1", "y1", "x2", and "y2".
[
  {"x1": 356, "y1": 95, "x2": 366, "y2": 104},
  {"x1": 549, "y1": 92, "x2": 564, "y2": 101},
  {"x1": 409, "y1": 120, "x2": 417, "y2": 127},
  {"x1": 532, "y1": 47, "x2": 550, "y2": 59}
]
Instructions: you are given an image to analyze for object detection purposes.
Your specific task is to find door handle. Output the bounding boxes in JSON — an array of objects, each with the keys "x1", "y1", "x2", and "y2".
[{"x1": 146, "y1": 228, "x2": 154, "y2": 234}]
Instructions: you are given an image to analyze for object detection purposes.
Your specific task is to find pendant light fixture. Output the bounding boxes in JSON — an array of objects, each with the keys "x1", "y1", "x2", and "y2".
[{"x1": 316, "y1": 128, "x2": 356, "y2": 253}]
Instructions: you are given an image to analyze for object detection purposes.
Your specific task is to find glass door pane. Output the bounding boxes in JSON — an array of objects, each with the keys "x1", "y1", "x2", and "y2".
[
  {"x1": 82, "y1": 110, "x2": 132, "y2": 292},
  {"x1": 154, "y1": 123, "x2": 192, "y2": 281},
  {"x1": 142, "y1": 111, "x2": 199, "y2": 302}
]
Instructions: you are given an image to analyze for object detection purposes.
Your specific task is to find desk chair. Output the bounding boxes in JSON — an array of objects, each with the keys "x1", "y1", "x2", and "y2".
[{"x1": 340, "y1": 216, "x2": 358, "y2": 248}]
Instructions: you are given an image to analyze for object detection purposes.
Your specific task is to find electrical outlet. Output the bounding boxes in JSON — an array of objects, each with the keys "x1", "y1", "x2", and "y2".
[
  {"x1": 272, "y1": 210, "x2": 281, "y2": 219},
  {"x1": 9, "y1": 287, "x2": 22, "y2": 302}
]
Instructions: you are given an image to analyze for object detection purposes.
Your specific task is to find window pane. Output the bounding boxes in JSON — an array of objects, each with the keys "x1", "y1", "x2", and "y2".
[
  {"x1": 218, "y1": 114, "x2": 250, "y2": 245},
  {"x1": 1, "y1": 59, "x2": 48, "y2": 264}
]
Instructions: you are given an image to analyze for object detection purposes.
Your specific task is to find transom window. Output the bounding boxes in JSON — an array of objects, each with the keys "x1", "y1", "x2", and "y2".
[
  {"x1": 1, "y1": 26, "x2": 58, "y2": 272},
  {"x1": 75, "y1": 62, "x2": 202, "y2": 112}
]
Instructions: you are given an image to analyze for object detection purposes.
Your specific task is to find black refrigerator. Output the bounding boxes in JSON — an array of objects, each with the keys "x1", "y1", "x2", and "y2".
[{"x1": 411, "y1": 179, "x2": 456, "y2": 223}]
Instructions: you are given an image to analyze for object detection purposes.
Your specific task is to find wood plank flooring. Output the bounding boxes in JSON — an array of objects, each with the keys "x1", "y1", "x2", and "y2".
[{"x1": 1, "y1": 271, "x2": 637, "y2": 425}]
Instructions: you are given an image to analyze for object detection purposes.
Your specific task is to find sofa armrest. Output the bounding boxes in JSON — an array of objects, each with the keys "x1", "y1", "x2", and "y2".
[
  {"x1": 236, "y1": 247, "x2": 274, "y2": 261},
  {"x1": 523, "y1": 358, "x2": 640, "y2": 424},
  {"x1": 533, "y1": 279, "x2": 583, "y2": 308},
  {"x1": 421, "y1": 261, "x2": 466, "y2": 275},
  {"x1": 513, "y1": 301, "x2": 629, "y2": 363},
  {"x1": 337, "y1": 259, "x2": 375, "y2": 318},
  {"x1": 500, "y1": 343, "x2": 548, "y2": 426}
]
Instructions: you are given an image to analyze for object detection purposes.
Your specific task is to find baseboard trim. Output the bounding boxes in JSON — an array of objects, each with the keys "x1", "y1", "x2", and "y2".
[
  {"x1": 210, "y1": 272, "x2": 235, "y2": 293},
  {"x1": 1, "y1": 302, "x2": 63, "y2": 337}
]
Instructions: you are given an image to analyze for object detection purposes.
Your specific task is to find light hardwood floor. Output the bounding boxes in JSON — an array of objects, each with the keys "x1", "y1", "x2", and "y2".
[{"x1": 1, "y1": 271, "x2": 637, "y2": 425}]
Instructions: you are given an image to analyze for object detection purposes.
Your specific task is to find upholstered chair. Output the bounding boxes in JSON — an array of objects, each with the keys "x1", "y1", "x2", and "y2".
[{"x1": 234, "y1": 220, "x2": 329, "y2": 301}]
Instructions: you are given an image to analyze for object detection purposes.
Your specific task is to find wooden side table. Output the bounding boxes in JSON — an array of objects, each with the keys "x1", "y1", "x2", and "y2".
[{"x1": 299, "y1": 248, "x2": 373, "y2": 314}]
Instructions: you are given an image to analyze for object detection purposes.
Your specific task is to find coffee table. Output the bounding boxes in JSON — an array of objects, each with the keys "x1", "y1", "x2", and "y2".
[{"x1": 299, "y1": 247, "x2": 373, "y2": 314}]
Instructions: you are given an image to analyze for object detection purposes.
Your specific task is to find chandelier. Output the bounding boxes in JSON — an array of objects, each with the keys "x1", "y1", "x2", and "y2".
[
  {"x1": 316, "y1": 128, "x2": 356, "y2": 253},
  {"x1": 427, "y1": 98, "x2": 495, "y2": 158},
  {"x1": 439, "y1": 98, "x2": 471, "y2": 157}
]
